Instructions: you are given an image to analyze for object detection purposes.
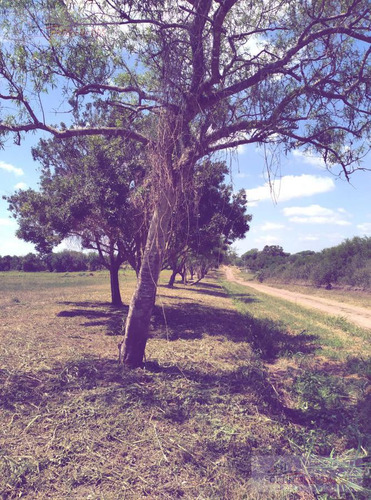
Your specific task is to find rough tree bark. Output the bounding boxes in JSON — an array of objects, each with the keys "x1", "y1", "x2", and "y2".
[
  {"x1": 167, "y1": 258, "x2": 186, "y2": 287},
  {"x1": 119, "y1": 187, "x2": 175, "y2": 367},
  {"x1": 109, "y1": 263, "x2": 122, "y2": 307},
  {"x1": 167, "y1": 269, "x2": 178, "y2": 288}
]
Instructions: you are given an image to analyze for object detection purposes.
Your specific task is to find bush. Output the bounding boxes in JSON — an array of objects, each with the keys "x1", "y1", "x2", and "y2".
[
  {"x1": 22, "y1": 253, "x2": 47, "y2": 272},
  {"x1": 239, "y1": 237, "x2": 371, "y2": 291}
]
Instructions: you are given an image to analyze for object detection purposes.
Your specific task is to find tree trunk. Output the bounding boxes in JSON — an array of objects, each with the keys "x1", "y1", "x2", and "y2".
[
  {"x1": 119, "y1": 189, "x2": 174, "y2": 368},
  {"x1": 189, "y1": 265, "x2": 194, "y2": 281},
  {"x1": 110, "y1": 264, "x2": 122, "y2": 307},
  {"x1": 180, "y1": 265, "x2": 188, "y2": 284},
  {"x1": 168, "y1": 268, "x2": 178, "y2": 287}
]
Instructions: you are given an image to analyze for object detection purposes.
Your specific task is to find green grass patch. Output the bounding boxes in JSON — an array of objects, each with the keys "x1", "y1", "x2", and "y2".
[
  {"x1": 221, "y1": 279, "x2": 370, "y2": 361},
  {"x1": 0, "y1": 270, "x2": 118, "y2": 293}
]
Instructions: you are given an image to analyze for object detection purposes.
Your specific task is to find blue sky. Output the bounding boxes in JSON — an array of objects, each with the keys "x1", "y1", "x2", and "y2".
[
  {"x1": 0, "y1": 132, "x2": 370, "y2": 257},
  {"x1": 231, "y1": 144, "x2": 371, "y2": 255}
]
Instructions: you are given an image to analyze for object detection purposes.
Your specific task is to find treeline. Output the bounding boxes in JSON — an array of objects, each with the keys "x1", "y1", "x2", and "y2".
[
  {"x1": 0, "y1": 250, "x2": 105, "y2": 273},
  {"x1": 239, "y1": 236, "x2": 371, "y2": 290}
]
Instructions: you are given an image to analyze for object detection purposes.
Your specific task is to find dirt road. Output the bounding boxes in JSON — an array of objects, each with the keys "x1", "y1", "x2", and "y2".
[{"x1": 224, "y1": 267, "x2": 371, "y2": 330}]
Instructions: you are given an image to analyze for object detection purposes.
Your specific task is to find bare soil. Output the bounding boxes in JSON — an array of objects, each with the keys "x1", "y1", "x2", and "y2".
[{"x1": 224, "y1": 267, "x2": 371, "y2": 330}]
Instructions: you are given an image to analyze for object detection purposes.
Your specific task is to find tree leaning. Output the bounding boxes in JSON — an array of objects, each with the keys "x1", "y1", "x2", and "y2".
[{"x1": 0, "y1": 0, "x2": 370, "y2": 367}]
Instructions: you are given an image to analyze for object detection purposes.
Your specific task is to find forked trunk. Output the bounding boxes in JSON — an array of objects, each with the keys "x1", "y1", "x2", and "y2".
[
  {"x1": 119, "y1": 190, "x2": 174, "y2": 368},
  {"x1": 110, "y1": 264, "x2": 122, "y2": 307}
]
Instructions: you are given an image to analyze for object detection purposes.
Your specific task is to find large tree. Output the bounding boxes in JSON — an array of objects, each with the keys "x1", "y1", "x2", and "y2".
[
  {"x1": 0, "y1": 0, "x2": 370, "y2": 367},
  {"x1": 5, "y1": 135, "x2": 147, "y2": 306}
]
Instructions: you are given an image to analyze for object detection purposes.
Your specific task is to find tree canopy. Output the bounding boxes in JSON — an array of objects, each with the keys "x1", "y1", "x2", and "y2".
[
  {"x1": 5, "y1": 134, "x2": 147, "y2": 305},
  {"x1": 0, "y1": 0, "x2": 369, "y2": 176}
]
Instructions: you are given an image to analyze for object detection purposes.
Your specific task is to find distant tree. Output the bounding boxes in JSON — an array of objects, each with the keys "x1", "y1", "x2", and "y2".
[
  {"x1": 241, "y1": 249, "x2": 259, "y2": 269},
  {"x1": 293, "y1": 251, "x2": 316, "y2": 259},
  {"x1": 165, "y1": 161, "x2": 251, "y2": 286},
  {"x1": 262, "y1": 245, "x2": 288, "y2": 257},
  {"x1": 222, "y1": 249, "x2": 240, "y2": 267},
  {"x1": 43, "y1": 251, "x2": 89, "y2": 273},
  {"x1": 0, "y1": 255, "x2": 22, "y2": 272},
  {"x1": 242, "y1": 237, "x2": 371, "y2": 289},
  {"x1": 311, "y1": 256, "x2": 338, "y2": 289},
  {"x1": 86, "y1": 252, "x2": 105, "y2": 272},
  {"x1": 242, "y1": 249, "x2": 259, "y2": 260},
  {"x1": 239, "y1": 245, "x2": 291, "y2": 281},
  {"x1": 22, "y1": 253, "x2": 46, "y2": 272},
  {"x1": 5, "y1": 135, "x2": 147, "y2": 306},
  {"x1": 312, "y1": 236, "x2": 371, "y2": 289}
]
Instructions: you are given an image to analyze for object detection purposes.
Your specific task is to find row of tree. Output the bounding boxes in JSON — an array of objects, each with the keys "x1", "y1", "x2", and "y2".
[
  {"x1": 0, "y1": 251, "x2": 104, "y2": 273},
  {"x1": 239, "y1": 237, "x2": 371, "y2": 290},
  {"x1": 0, "y1": 1, "x2": 369, "y2": 367},
  {"x1": 5, "y1": 135, "x2": 251, "y2": 306}
]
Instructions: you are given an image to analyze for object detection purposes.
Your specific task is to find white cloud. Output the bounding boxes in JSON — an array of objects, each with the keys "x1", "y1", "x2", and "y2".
[
  {"x1": 235, "y1": 172, "x2": 251, "y2": 179},
  {"x1": 357, "y1": 222, "x2": 371, "y2": 235},
  {"x1": 0, "y1": 237, "x2": 35, "y2": 256},
  {"x1": 0, "y1": 218, "x2": 16, "y2": 227},
  {"x1": 284, "y1": 205, "x2": 333, "y2": 217},
  {"x1": 260, "y1": 222, "x2": 285, "y2": 231},
  {"x1": 55, "y1": 236, "x2": 83, "y2": 252},
  {"x1": 245, "y1": 174, "x2": 334, "y2": 205},
  {"x1": 0, "y1": 161, "x2": 24, "y2": 176},
  {"x1": 292, "y1": 150, "x2": 326, "y2": 168},
  {"x1": 299, "y1": 235, "x2": 320, "y2": 242},
  {"x1": 14, "y1": 182, "x2": 28, "y2": 190},
  {"x1": 254, "y1": 235, "x2": 280, "y2": 246},
  {"x1": 289, "y1": 217, "x2": 350, "y2": 226},
  {"x1": 283, "y1": 205, "x2": 351, "y2": 226}
]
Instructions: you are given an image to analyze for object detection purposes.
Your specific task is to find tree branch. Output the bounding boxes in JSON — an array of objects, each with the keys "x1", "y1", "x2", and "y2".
[
  {"x1": 0, "y1": 120, "x2": 150, "y2": 144},
  {"x1": 200, "y1": 24, "x2": 371, "y2": 110}
]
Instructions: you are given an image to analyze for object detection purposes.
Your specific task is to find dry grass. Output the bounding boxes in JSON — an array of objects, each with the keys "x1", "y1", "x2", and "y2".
[{"x1": 0, "y1": 269, "x2": 370, "y2": 499}]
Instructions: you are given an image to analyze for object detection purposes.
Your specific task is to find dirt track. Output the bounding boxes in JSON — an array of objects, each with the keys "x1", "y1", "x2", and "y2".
[{"x1": 224, "y1": 267, "x2": 371, "y2": 330}]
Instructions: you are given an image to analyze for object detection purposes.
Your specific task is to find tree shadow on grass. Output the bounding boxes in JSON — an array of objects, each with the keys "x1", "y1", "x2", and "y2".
[
  {"x1": 188, "y1": 281, "x2": 232, "y2": 299},
  {"x1": 229, "y1": 293, "x2": 259, "y2": 304},
  {"x1": 57, "y1": 300, "x2": 127, "y2": 334},
  {"x1": 152, "y1": 300, "x2": 318, "y2": 361},
  {"x1": 159, "y1": 280, "x2": 231, "y2": 299},
  {"x1": 281, "y1": 358, "x2": 371, "y2": 453},
  {"x1": 0, "y1": 359, "x2": 126, "y2": 410},
  {"x1": 1, "y1": 353, "x2": 369, "y2": 454},
  {"x1": 57, "y1": 286, "x2": 317, "y2": 363},
  {"x1": 59, "y1": 300, "x2": 114, "y2": 308},
  {"x1": 0, "y1": 355, "x2": 283, "y2": 423},
  {"x1": 46, "y1": 288, "x2": 369, "y2": 449}
]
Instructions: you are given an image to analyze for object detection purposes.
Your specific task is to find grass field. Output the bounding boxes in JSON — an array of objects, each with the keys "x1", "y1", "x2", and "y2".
[{"x1": 0, "y1": 270, "x2": 370, "y2": 499}]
